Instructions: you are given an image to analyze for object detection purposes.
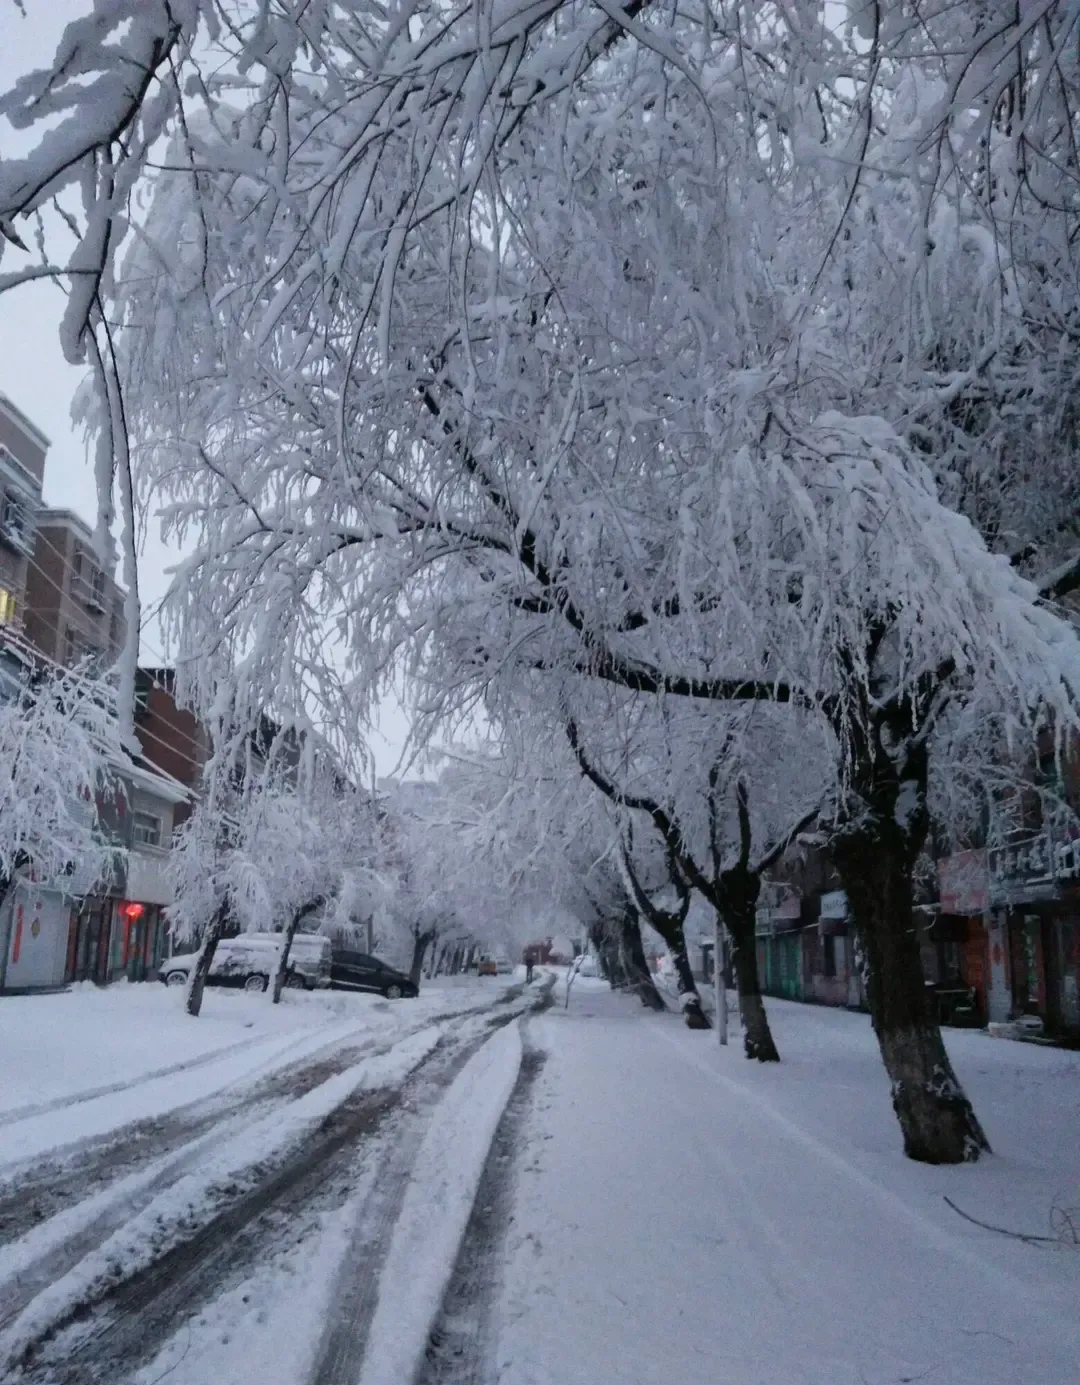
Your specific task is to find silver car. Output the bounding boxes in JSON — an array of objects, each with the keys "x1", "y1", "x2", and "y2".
[{"x1": 160, "y1": 933, "x2": 332, "y2": 993}]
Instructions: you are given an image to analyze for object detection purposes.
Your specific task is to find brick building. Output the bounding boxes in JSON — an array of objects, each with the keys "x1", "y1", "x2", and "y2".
[
  {"x1": 134, "y1": 668, "x2": 210, "y2": 828},
  {"x1": 23, "y1": 509, "x2": 126, "y2": 669}
]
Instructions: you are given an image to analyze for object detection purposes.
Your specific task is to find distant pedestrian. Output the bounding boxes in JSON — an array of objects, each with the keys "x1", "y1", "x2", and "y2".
[{"x1": 524, "y1": 947, "x2": 535, "y2": 984}]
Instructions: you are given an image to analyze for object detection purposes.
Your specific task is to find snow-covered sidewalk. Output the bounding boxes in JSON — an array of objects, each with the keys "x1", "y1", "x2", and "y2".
[{"x1": 493, "y1": 986, "x2": 1080, "y2": 1385}]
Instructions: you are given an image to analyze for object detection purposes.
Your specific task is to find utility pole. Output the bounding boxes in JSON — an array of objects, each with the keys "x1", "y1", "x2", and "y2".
[{"x1": 714, "y1": 914, "x2": 727, "y2": 1046}]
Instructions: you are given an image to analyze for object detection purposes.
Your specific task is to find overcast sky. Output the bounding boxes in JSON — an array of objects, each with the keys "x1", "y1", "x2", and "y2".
[{"x1": 0, "y1": 2, "x2": 412, "y2": 774}]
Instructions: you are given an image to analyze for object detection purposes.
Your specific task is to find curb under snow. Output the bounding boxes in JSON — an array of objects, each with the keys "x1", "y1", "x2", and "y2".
[{"x1": 357, "y1": 1017, "x2": 525, "y2": 1385}]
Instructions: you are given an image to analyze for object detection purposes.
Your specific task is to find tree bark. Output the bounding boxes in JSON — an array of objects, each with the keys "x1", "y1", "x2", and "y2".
[
  {"x1": 272, "y1": 896, "x2": 326, "y2": 1003},
  {"x1": 616, "y1": 908, "x2": 666, "y2": 1011},
  {"x1": 409, "y1": 927, "x2": 437, "y2": 987},
  {"x1": 832, "y1": 812, "x2": 990, "y2": 1164},
  {"x1": 185, "y1": 900, "x2": 229, "y2": 1018},
  {"x1": 718, "y1": 875, "x2": 780, "y2": 1062}
]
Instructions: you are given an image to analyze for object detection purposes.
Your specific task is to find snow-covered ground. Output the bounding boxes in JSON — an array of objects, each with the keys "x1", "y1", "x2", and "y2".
[
  {"x1": 0, "y1": 975, "x2": 520, "y2": 1165},
  {"x1": 493, "y1": 984, "x2": 1080, "y2": 1385},
  {"x1": 3, "y1": 977, "x2": 1076, "y2": 1385},
  {"x1": 0, "y1": 975, "x2": 541, "y2": 1384}
]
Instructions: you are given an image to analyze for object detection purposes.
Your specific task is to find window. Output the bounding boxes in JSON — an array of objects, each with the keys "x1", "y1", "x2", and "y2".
[
  {"x1": 0, "y1": 492, "x2": 32, "y2": 553},
  {"x1": 823, "y1": 933, "x2": 838, "y2": 978},
  {"x1": 72, "y1": 547, "x2": 107, "y2": 611},
  {"x1": 0, "y1": 588, "x2": 15, "y2": 624},
  {"x1": 133, "y1": 811, "x2": 162, "y2": 847},
  {"x1": 109, "y1": 604, "x2": 123, "y2": 647}
]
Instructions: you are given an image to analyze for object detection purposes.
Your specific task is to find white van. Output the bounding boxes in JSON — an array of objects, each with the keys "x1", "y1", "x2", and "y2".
[{"x1": 160, "y1": 932, "x2": 332, "y2": 993}]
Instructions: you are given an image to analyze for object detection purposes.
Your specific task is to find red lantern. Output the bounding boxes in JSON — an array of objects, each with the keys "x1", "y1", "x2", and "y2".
[{"x1": 124, "y1": 902, "x2": 145, "y2": 921}]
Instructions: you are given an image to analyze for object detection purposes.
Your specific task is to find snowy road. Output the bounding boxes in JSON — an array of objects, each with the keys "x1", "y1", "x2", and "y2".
[{"x1": 0, "y1": 976, "x2": 545, "y2": 1384}]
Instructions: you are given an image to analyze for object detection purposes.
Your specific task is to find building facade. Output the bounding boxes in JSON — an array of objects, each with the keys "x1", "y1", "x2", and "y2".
[
  {"x1": 0, "y1": 394, "x2": 47, "y2": 692},
  {"x1": 22, "y1": 509, "x2": 126, "y2": 670},
  {"x1": 2, "y1": 755, "x2": 188, "y2": 992}
]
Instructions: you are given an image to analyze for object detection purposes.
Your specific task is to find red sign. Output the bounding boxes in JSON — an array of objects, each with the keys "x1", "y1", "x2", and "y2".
[{"x1": 937, "y1": 850, "x2": 989, "y2": 915}]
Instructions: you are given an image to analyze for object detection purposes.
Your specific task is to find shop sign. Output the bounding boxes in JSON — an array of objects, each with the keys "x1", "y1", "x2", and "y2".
[
  {"x1": 937, "y1": 849, "x2": 988, "y2": 915},
  {"x1": 988, "y1": 832, "x2": 1062, "y2": 906},
  {"x1": 819, "y1": 890, "x2": 848, "y2": 920}
]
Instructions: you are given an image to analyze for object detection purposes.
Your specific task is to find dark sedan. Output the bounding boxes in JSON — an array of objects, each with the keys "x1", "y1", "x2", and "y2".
[{"x1": 330, "y1": 950, "x2": 418, "y2": 999}]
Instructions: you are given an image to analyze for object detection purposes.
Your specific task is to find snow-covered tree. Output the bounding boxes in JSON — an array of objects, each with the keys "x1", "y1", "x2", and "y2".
[
  {"x1": 8, "y1": 2, "x2": 1080, "y2": 1161},
  {"x1": 0, "y1": 659, "x2": 123, "y2": 910},
  {"x1": 561, "y1": 693, "x2": 830, "y2": 1055},
  {"x1": 169, "y1": 741, "x2": 372, "y2": 1012},
  {"x1": 122, "y1": 73, "x2": 1079, "y2": 1143}
]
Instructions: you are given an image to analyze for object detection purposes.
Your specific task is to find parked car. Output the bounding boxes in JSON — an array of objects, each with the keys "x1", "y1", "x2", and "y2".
[
  {"x1": 476, "y1": 954, "x2": 498, "y2": 977},
  {"x1": 494, "y1": 954, "x2": 514, "y2": 975},
  {"x1": 160, "y1": 933, "x2": 332, "y2": 993},
  {"x1": 329, "y1": 949, "x2": 418, "y2": 999}
]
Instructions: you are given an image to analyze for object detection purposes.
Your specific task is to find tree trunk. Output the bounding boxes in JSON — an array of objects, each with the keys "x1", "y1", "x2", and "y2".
[
  {"x1": 832, "y1": 821, "x2": 990, "y2": 1164},
  {"x1": 718, "y1": 875, "x2": 780, "y2": 1061},
  {"x1": 185, "y1": 901, "x2": 229, "y2": 1018},
  {"x1": 588, "y1": 919, "x2": 623, "y2": 988},
  {"x1": 272, "y1": 896, "x2": 325, "y2": 1003},
  {"x1": 616, "y1": 909, "x2": 666, "y2": 1011},
  {"x1": 0, "y1": 872, "x2": 14, "y2": 989},
  {"x1": 727, "y1": 915, "x2": 779, "y2": 1061},
  {"x1": 409, "y1": 928, "x2": 436, "y2": 987},
  {"x1": 651, "y1": 918, "x2": 709, "y2": 1028}
]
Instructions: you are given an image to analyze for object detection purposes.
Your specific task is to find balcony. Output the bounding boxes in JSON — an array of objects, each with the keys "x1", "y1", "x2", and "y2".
[
  {"x1": 126, "y1": 846, "x2": 173, "y2": 906},
  {"x1": 72, "y1": 571, "x2": 108, "y2": 613},
  {"x1": 0, "y1": 491, "x2": 35, "y2": 557}
]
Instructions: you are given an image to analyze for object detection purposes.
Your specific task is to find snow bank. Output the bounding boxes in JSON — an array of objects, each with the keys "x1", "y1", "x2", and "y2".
[
  {"x1": 358, "y1": 1019, "x2": 524, "y2": 1385},
  {"x1": 0, "y1": 1025, "x2": 445, "y2": 1375}
]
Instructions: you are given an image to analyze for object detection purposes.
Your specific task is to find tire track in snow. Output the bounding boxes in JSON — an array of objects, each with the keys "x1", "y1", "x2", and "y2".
[
  {"x1": 0, "y1": 1037, "x2": 393, "y2": 1334},
  {"x1": 0, "y1": 1028, "x2": 281, "y2": 1128},
  {"x1": 308, "y1": 1012, "x2": 524, "y2": 1385},
  {"x1": 0, "y1": 995, "x2": 518, "y2": 1247},
  {"x1": 312, "y1": 985, "x2": 554, "y2": 1385},
  {"x1": 415, "y1": 1035, "x2": 548, "y2": 1385},
  {"x1": 4, "y1": 1007, "x2": 537, "y2": 1385}
]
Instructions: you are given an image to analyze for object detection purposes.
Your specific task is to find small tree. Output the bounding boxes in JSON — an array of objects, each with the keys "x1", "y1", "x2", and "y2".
[
  {"x1": 0, "y1": 660, "x2": 121, "y2": 915},
  {"x1": 169, "y1": 747, "x2": 371, "y2": 1014}
]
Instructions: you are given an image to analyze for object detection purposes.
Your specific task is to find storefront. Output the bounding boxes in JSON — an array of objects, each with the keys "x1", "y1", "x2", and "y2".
[
  {"x1": 0, "y1": 883, "x2": 74, "y2": 991},
  {"x1": 813, "y1": 891, "x2": 855, "y2": 1008},
  {"x1": 66, "y1": 895, "x2": 116, "y2": 985},
  {"x1": 987, "y1": 831, "x2": 1080, "y2": 1038},
  {"x1": 756, "y1": 895, "x2": 804, "y2": 1002}
]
